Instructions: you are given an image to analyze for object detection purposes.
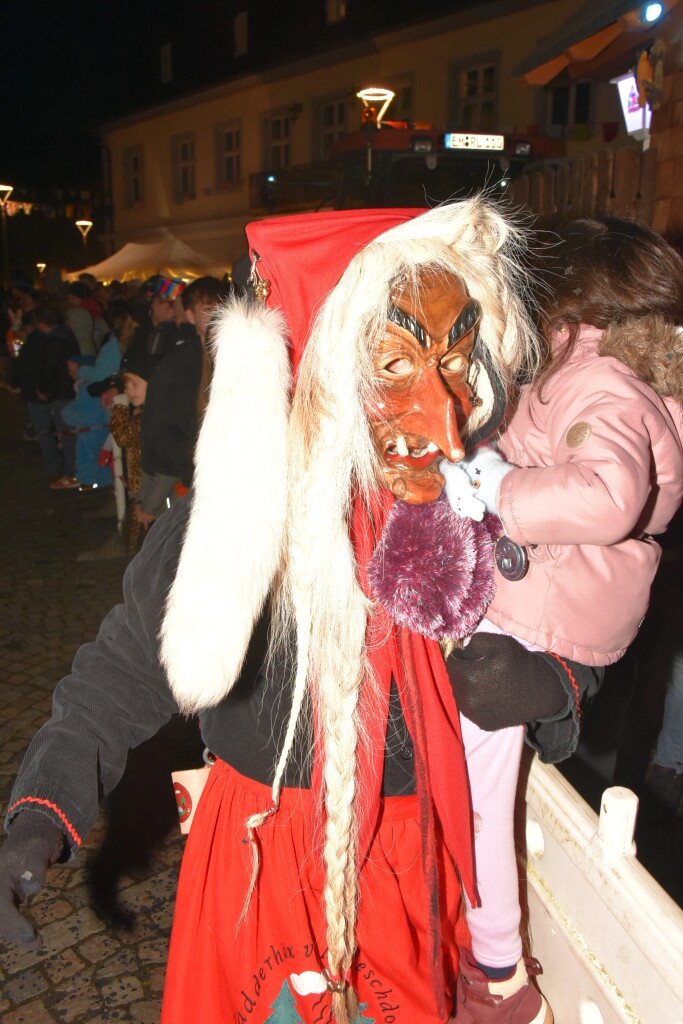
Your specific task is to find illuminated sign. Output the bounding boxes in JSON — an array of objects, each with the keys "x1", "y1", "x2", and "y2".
[{"x1": 612, "y1": 74, "x2": 652, "y2": 135}]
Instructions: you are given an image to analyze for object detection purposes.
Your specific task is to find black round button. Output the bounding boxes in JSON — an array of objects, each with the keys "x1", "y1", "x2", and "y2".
[{"x1": 495, "y1": 535, "x2": 529, "y2": 581}]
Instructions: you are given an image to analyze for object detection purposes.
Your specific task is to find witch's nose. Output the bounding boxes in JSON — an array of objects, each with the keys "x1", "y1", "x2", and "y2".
[{"x1": 411, "y1": 369, "x2": 466, "y2": 462}]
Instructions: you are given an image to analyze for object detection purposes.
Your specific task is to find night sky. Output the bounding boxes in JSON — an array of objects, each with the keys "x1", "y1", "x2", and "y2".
[
  {"x1": 2, "y1": 0, "x2": 483, "y2": 193},
  {"x1": 1, "y1": 0, "x2": 157, "y2": 190}
]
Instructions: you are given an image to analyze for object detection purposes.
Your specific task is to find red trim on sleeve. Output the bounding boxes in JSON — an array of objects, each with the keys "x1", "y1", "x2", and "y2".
[
  {"x1": 7, "y1": 797, "x2": 82, "y2": 847},
  {"x1": 546, "y1": 652, "x2": 582, "y2": 719}
]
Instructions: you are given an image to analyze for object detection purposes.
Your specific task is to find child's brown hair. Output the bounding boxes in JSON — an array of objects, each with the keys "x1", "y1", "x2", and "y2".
[{"x1": 535, "y1": 218, "x2": 683, "y2": 400}]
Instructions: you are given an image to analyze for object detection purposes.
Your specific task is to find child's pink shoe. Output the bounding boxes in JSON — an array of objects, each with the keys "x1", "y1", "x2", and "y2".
[{"x1": 451, "y1": 949, "x2": 553, "y2": 1023}]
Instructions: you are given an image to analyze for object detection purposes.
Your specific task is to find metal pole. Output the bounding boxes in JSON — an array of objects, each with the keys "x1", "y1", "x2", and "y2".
[
  {"x1": 1, "y1": 206, "x2": 8, "y2": 288},
  {"x1": 76, "y1": 220, "x2": 93, "y2": 267}
]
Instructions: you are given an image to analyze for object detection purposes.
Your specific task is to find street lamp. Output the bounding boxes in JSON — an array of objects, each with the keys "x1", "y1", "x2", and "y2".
[
  {"x1": 75, "y1": 219, "x2": 93, "y2": 263},
  {"x1": 0, "y1": 183, "x2": 13, "y2": 288},
  {"x1": 356, "y1": 87, "x2": 395, "y2": 128},
  {"x1": 356, "y1": 88, "x2": 395, "y2": 184}
]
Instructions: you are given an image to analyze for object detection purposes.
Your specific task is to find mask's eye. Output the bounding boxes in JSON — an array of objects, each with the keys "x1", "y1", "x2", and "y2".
[
  {"x1": 382, "y1": 356, "x2": 413, "y2": 375},
  {"x1": 440, "y1": 351, "x2": 470, "y2": 376}
]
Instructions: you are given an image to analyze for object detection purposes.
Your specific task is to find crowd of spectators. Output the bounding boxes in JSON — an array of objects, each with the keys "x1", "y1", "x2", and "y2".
[{"x1": 1, "y1": 268, "x2": 235, "y2": 552}]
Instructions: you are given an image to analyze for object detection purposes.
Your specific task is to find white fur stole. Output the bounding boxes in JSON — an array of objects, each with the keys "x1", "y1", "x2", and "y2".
[{"x1": 160, "y1": 298, "x2": 291, "y2": 713}]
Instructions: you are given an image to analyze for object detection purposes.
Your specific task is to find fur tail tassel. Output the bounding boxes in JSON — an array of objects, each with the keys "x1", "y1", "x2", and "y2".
[{"x1": 161, "y1": 298, "x2": 291, "y2": 714}]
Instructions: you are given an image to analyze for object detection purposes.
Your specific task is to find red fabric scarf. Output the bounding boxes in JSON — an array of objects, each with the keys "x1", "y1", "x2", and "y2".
[
  {"x1": 353, "y1": 488, "x2": 475, "y2": 890},
  {"x1": 309, "y1": 490, "x2": 476, "y2": 1010}
]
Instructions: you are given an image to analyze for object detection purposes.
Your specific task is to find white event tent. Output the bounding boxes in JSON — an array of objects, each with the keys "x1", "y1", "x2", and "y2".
[{"x1": 66, "y1": 231, "x2": 227, "y2": 282}]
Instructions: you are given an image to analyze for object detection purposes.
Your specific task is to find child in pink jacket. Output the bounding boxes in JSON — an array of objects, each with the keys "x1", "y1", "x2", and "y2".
[{"x1": 441, "y1": 218, "x2": 683, "y2": 1022}]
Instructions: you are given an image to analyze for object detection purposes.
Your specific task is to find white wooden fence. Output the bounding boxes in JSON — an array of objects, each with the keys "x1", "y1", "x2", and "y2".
[{"x1": 519, "y1": 753, "x2": 683, "y2": 1022}]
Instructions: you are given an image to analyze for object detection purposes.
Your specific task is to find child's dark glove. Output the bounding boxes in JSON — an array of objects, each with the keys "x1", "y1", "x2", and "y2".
[
  {"x1": 0, "y1": 812, "x2": 65, "y2": 948},
  {"x1": 446, "y1": 633, "x2": 568, "y2": 730}
]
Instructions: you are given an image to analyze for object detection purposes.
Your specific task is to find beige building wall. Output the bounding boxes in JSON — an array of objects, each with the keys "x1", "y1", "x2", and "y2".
[{"x1": 104, "y1": 0, "x2": 620, "y2": 273}]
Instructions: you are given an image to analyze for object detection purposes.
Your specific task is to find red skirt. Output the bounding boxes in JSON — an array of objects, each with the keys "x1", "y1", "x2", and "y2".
[{"x1": 161, "y1": 760, "x2": 469, "y2": 1024}]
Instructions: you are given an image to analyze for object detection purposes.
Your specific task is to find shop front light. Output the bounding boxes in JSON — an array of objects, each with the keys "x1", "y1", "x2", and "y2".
[{"x1": 643, "y1": 2, "x2": 663, "y2": 22}]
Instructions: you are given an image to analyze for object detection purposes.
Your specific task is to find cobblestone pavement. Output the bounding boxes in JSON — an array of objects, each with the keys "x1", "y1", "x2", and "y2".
[{"x1": 0, "y1": 389, "x2": 202, "y2": 1023}]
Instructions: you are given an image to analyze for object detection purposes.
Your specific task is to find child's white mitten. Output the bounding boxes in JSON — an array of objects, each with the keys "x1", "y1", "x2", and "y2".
[
  {"x1": 439, "y1": 459, "x2": 486, "y2": 521},
  {"x1": 459, "y1": 446, "x2": 514, "y2": 516}
]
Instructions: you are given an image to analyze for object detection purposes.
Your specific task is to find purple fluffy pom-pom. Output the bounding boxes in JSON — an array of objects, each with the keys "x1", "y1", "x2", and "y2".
[{"x1": 369, "y1": 496, "x2": 499, "y2": 641}]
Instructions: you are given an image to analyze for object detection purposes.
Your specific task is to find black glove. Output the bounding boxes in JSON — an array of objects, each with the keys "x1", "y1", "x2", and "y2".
[
  {"x1": 446, "y1": 632, "x2": 568, "y2": 730},
  {"x1": 0, "y1": 812, "x2": 66, "y2": 948}
]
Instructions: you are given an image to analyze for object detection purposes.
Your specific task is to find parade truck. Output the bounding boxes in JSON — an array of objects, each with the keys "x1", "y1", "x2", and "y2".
[
  {"x1": 249, "y1": 89, "x2": 562, "y2": 213},
  {"x1": 328, "y1": 118, "x2": 554, "y2": 210}
]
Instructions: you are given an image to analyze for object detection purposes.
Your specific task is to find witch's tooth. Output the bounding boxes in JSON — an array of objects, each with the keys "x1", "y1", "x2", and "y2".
[
  {"x1": 396, "y1": 435, "x2": 409, "y2": 457},
  {"x1": 426, "y1": 442, "x2": 438, "y2": 452}
]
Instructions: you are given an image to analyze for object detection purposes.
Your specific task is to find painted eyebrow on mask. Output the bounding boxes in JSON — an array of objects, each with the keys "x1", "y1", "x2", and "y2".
[
  {"x1": 387, "y1": 297, "x2": 482, "y2": 350},
  {"x1": 387, "y1": 305, "x2": 427, "y2": 346},
  {"x1": 449, "y1": 299, "x2": 481, "y2": 347}
]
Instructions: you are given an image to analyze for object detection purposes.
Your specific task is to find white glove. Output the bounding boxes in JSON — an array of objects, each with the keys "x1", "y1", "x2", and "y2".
[
  {"x1": 111, "y1": 393, "x2": 130, "y2": 407},
  {"x1": 439, "y1": 459, "x2": 486, "y2": 521},
  {"x1": 458, "y1": 446, "x2": 513, "y2": 516}
]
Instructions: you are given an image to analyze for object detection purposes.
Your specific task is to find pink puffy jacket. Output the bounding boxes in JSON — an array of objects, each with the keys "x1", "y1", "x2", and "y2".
[{"x1": 489, "y1": 325, "x2": 683, "y2": 665}]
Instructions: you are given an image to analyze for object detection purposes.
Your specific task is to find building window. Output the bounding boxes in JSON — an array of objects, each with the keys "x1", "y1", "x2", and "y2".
[
  {"x1": 574, "y1": 82, "x2": 591, "y2": 125},
  {"x1": 550, "y1": 85, "x2": 570, "y2": 127},
  {"x1": 123, "y1": 147, "x2": 144, "y2": 206},
  {"x1": 449, "y1": 55, "x2": 499, "y2": 131},
  {"x1": 160, "y1": 42, "x2": 173, "y2": 85},
  {"x1": 393, "y1": 84, "x2": 413, "y2": 120},
  {"x1": 234, "y1": 10, "x2": 248, "y2": 57},
  {"x1": 326, "y1": 0, "x2": 347, "y2": 24},
  {"x1": 172, "y1": 134, "x2": 196, "y2": 202},
  {"x1": 266, "y1": 114, "x2": 291, "y2": 170},
  {"x1": 216, "y1": 122, "x2": 242, "y2": 188},
  {"x1": 313, "y1": 92, "x2": 356, "y2": 159},
  {"x1": 461, "y1": 63, "x2": 496, "y2": 129},
  {"x1": 321, "y1": 99, "x2": 347, "y2": 157},
  {"x1": 547, "y1": 81, "x2": 592, "y2": 136}
]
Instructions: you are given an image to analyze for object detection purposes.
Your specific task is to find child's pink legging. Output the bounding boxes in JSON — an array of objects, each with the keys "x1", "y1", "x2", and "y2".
[{"x1": 460, "y1": 618, "x2": 541, "y2": 969}]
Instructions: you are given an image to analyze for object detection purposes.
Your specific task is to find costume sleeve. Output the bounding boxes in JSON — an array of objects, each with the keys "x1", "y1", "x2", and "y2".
[
  {"x1": 5, "y1": 499, "x2": 190, "y2": 853},
  {"x1": 498, "y1": 365, "x2": 668, "y2": 547},
  {"x1": 109, "y1": 403, "x2": 138, "y2": 450},
  {"x1": 137, "y1": 470, "x2": 179, "y2": 517},
  {"x1": 525, "y1": 655, "x2": 604, "y2": 764},
  {"x1": 76, "y1": 337, "x2": 120, "y2": 385}
]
